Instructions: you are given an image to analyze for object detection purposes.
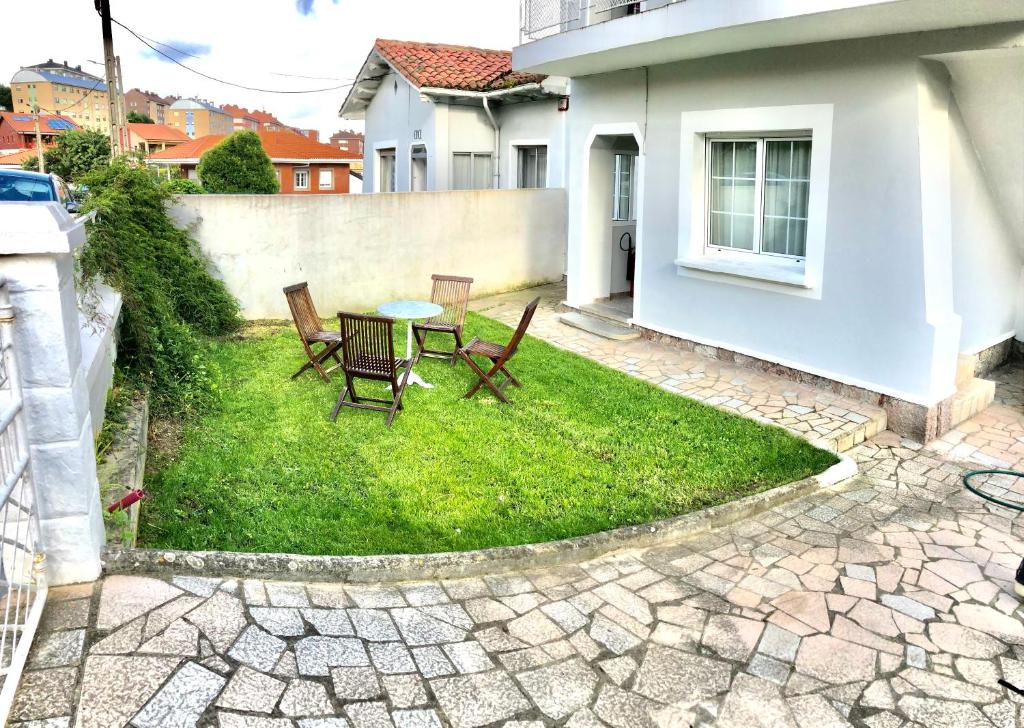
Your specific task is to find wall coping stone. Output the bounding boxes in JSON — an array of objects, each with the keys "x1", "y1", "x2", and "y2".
[{"x1": 0, "y1": 203, "x2": 87, "y2": 255}]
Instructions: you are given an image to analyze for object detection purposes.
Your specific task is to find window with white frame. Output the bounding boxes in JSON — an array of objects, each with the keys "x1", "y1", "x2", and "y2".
[
  {"x1": 612, "y1": 153, "x2": 635, "y2": 221},
  {"x1": 517, "y1": 146, "x2": 547, "y2": 188},
  {"x1": 319, "y1": 168, "x2": 333, "y2": 190},
  {"x1": 452, "y1": 152, "x2": 492, "y2": 190},
  {"x1": 294, "y1": 168, "x2": 310, "y2": 190},
  {"x1": 707, "y1": 137, "x2": 811, "y2": 259},
  {"x1": 378, "y1": 148, "x2": 396, "y2": 192}
]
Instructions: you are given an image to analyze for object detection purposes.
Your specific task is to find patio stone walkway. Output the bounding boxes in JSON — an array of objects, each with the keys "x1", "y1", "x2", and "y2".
[
  {"x1": 470, "y1": 284, "x2": 887, "y2": 453},
  {"x1": 12, "y1": 358, "x2": 1024, "y2": 727}
]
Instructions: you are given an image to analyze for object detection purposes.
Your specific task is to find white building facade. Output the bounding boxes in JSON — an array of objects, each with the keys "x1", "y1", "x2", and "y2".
[
  {"x1": 341, "y1": 40, "x2": 570, "y2": 195},
  {"x1": 514, "y1": 0, "x2": 1024, "y2": 441}
]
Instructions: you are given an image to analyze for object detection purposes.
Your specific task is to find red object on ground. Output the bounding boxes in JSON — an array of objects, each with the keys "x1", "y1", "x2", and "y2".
[{"x1": 107, "y1": 489, "x2": 144, "y2": 513}]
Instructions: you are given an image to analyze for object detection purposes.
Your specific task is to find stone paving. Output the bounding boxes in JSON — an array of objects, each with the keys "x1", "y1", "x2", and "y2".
[
  {"x1": 12, "y1": 358, "x2": 1024, "y2": 727},
  {"x1": 470, "y1": 284, "x2": 887, "y2": 454}
]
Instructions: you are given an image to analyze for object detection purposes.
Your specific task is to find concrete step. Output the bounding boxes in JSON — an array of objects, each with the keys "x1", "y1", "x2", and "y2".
[
  {"x1": 949, "y1": 377, "x2": 996, "y2": 428},
  {"x1": 559, "y1": 312, "x2": 640, "y2": 341},
  {"x1": 579, "y1": 301, "x2": 632, "y2": 326}
]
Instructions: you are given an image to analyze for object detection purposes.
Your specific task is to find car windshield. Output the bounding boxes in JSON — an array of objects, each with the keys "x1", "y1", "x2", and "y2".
[{"x1": 0, "y1": 176, "x2": 54, "y2": 202}]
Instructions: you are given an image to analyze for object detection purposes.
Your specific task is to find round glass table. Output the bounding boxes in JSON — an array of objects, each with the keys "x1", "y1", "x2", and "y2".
[{"x1": 377, "y1": 300, "x2": 444, "y2": 388}]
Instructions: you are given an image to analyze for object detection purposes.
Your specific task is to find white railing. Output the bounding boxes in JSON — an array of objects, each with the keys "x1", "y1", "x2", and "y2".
[
  {"x1": 520, "y1": 0, "x2": 678, "y2": 42},
  {"x1": 0, "y1": 278, "x2": 46, "y2": 725}
]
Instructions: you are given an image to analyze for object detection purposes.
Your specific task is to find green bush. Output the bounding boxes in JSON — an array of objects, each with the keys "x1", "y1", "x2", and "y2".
[
  {"x1": 197, "y1": 131, "x2": 278, "y2": 194},
  {"x1": 127, "y1": 111, "x2": 154, "y2": 124},
  {"x1": 163, "y1": 177, "x2": 204, "y2": 195},
  {"x1": 21, "y1": 130, "x2": 110, "y2": 183},
  {"x1": 78, "y1": 159, "x2": 241, "y2": 414}
]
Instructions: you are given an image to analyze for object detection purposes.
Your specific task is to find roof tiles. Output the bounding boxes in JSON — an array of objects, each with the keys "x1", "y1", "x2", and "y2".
[
  {"x1": 147, "y1": 129, "x2": 359, "y2": 162},
  {"x1": 373, "y1": 39, "x2": 545, "y2": 92}
]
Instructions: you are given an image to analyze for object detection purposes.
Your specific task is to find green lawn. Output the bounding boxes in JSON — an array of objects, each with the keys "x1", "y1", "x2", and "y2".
[{"x1": 140, "y1": 311, "x2": 837, "y2": 556}]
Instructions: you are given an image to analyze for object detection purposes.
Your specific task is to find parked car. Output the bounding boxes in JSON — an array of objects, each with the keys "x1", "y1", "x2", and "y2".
[{"x1": 0, "y1": 169, "x2": 79, "y2": 212}]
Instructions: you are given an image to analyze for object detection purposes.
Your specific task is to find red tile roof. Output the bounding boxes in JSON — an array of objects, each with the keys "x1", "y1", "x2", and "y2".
[
  {"x1": 128, "y1": 123, "x2": 189, "y2": 143},
  {"x1": 221, "y1": 104, "x2": 259, "y2": 121},
  {"x1": 373, "y1": 39, "x2": 546, "y2": 92},
  {"x1": 147, "y1": 129, "x2": 359, "y2": 162},
  {"x1": 0, "y1": 112, "x2": 79, "y2": 134},
  {"x1": 0, "y1": 148, "x2": 43, "y2": 166}
]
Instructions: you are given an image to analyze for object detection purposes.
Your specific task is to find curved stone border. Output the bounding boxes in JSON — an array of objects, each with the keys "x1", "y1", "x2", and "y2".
[{"x1": 103, "y1": 455, "x2": 857, "y2": 583}]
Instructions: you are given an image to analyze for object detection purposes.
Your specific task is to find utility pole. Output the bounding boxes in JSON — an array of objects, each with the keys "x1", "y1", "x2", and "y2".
[
  {"x1": 115, "y1": 55, "x2": 128, "y2": 153},
  {"x1": 96, "y1": 0, "x2": 123, "y2": 156},
  {"x1": 28, "y1": 88, "x2": 45, "y2": 173}
]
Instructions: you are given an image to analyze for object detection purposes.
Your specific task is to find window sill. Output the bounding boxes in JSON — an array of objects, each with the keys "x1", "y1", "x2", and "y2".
[{"x1": 675, "y1": 254, "x2": 810, "y2": 288}]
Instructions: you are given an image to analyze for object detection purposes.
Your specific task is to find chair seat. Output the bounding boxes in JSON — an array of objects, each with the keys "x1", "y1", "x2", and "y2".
[
  {"x1": 309, "y1": 330, "x2": 343, "y2": 343},
  {"x1": 463, "y1": 338, "x2": 506, "y2": 359},
  {"x1": 413, "y1": 321, "x2": 458, "y2": 333},
  {"x1": 348, "y1": 354, "x2": 410, "y2": 376}
]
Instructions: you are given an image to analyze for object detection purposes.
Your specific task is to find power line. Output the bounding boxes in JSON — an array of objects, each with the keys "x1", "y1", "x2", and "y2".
[{"x1": 110, "y1": 15, "x2": 354, "y2": 94}]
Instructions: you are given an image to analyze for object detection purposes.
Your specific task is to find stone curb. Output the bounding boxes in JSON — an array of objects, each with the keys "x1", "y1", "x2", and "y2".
[{"x1": 103, "y1": 455, "x2": 857, "y2": 584}]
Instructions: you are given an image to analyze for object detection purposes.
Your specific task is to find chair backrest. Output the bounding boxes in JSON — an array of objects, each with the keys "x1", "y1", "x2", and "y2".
[
  {"x1": 283, "y1": 282, "x2": 322, "y2": 343},
  {"x1": 502, "y1": 297, "x2": 541, "y2": 362},
  {"x1": 428, "y1": 274, "x2": 474, "y2": 327},
  {"x1": 338, "y1": 312, "x2": 398, "y2": 377}
]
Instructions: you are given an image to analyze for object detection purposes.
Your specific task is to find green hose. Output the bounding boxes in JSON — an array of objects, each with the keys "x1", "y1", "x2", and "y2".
[{"x1": 963, "y1": 469, "x2": 1024, "y2": 512}]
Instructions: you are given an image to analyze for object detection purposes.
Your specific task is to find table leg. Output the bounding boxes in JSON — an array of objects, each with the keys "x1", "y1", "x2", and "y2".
[
  {"x1": 404, "y1": 318, "x2": 432, "y2": 389},
  {"x1": 406, "y1": 320, "x2": 413, "y2": 361}
]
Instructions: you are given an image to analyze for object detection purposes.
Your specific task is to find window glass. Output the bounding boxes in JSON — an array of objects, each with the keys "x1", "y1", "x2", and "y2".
[
  {"x1": 517, "y1": 146, "x2": 547, "y2": 188},
  {"x1": 0, "y1": 176, "x2": 54, "y2": 201},
  {"x1": 762, "y1": 139, "x2": 811, "y2": 257},
  {"x1": 318, "y1": 168, "x2": 333, "y2": 189},
  {"x1": 452, "y1": 152, "x2": 492, "y2": 190},
  {"x1": 612, "y1": 153, "x2": 635, "y2": 221},
  {"x1": 294, "y1": 169, "x2": 309, "y2": 189},
  {"x1": 708, "y1": 141, "x2": 756, "y2": 251},
  {"x1": 378, "y1": 149, "x2": 396, "y2": 192}
]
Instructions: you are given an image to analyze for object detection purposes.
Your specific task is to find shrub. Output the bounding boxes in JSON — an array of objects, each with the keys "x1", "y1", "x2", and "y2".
[
  {"x1": 21, "y1": 130, "x2": 110, "y2": 183},
  {"x1": 78, "y1": 159, "x2": 241, "y2": 414},
  {"x1": 163, "y1": 177, "x2": 204, "y2": 195},
  {"x1": 197, "y1": 131, "x2": 278, "y2": 194},
  {"x1": 127, "y1": 111, "x2": 154, "y2": 124}
]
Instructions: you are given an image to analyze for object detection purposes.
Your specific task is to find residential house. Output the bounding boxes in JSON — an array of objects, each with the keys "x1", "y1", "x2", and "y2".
[
  {"x1": 9, "y1": 60, "x2": 109, "y2": 132},
  {"x1": 512, "y1": 0, "x2": 1024, "y2": 441},
  {"x1": 221, "y1": 104, "x2": 261, "y2": 131},
  {"x1": 127, "y1": 122, "x2": 190, "y2": 154},
  {"x1": 166, "y1": 99, "x2": 233, "y2": 139},
  {"x1": 297, "y1": 129, "x2": 320, "y2": 142},
  {"x1": 329, "y1": 129, "x2": 364, "y2": 157},
  {"x1": 340, "y1": 39, "x2": 569, "y2": 193},
  {"x1": 147, "y1": 128, "x2": 358, "y2": 194},
  {"x1": 0, "y1": 149, "x2": 42, "y2": 169},
  {"x1": 0, "y1": 112, "x2": 79, "y2": 151},
  {"x1": 125, "y1": 89, "x2": 169, "y2": 124},
  {"x1": 248, "y1": 110, "x2": 287, "y2": 131}
]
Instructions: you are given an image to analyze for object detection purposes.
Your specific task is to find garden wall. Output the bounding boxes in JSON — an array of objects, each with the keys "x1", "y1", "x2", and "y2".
[{"x1": 168, "y1": 189, "x2": 568, "y2": 319}]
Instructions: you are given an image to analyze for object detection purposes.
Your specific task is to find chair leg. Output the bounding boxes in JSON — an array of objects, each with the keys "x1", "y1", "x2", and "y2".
[
  {"x1": 450, "y1": 329, "x2": 463, "y2": 367},
  {"x1": 386, "y1": 362, "x2": 413, "y2": 427},
  {"x1": 500, "y1": 365, "x2": 521, "y2": 388},
  {"x1": 412, "y1": 327, "x2": 426, "y2": 365},
  {"x1": 461, "y1": 352, "x2": 510, "y2": 404},
  {"x1": 330, "y1": 381, "x2": 351, "y2": 421}
]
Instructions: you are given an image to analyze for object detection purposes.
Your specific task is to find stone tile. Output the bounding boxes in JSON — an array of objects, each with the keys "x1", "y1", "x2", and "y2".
[
  {"x1": 143, "y1": 596, "x2": 205, "y2": 640},
  {"x1": 516, "y1": 657, "x2": 599, "y2": 720},
  {"x1": 442, "y1": 641, "x2": 494, "y2": 674},
  {"x1": 10, "y1": 667, "x2": 77, "y2": 722},
  {"x1": 331, "y1": 666, "x2": 383, "y2": 700},
  {"x1": 592, "y1": 683, "x2": 660, "y2": 728},
  {"x1": 90, "y1": 616, "x2": 145, "y2": 655},
  {"x1": 633, "y1": 644, "x2": 731, "y2": 704},
  {"x1": 589, "y1": 614, "x2": 641, "y2": 655},
  {"x1": 172, "y1": 576, "x2": 222, "y2": 597},
  {"x1": 346, "y1": 584, "x2": 405, "y2": 608},
  {"x1": 302, "y1": 608, "x2": 354, "y2": 636},
  {"x1": 186, "y1": 591, "x2": 247, "y2": 653},
  {"x1": 382, "y1": 673, "x2": 428, "y2": 708},
  {"x1": 219, "y1": 715, "x2": 296, "y2": 728},
  {"x1": 701, "y1": 614, "x2": 764, "y2": 661},
  {"x1": 229, "y1": 625, "x2": 288, "y2": 672},
  {"x1": 717, "y1": 673, "x2": 798, "y2": 728},
  {"x1": 307, "y1": 584, "x2": 352, "y2": 609},
  {"x1": 252, "y1": 607, "x2": 307, "y2": 636},
  {"x1": 96, "y1": 576, "x2": 181, "y2": 630},
  {"x1": 345, "y1": 701, "x2": 396, "y2": 728},
  {"x1": 369, "y1": 641, "x2": 417, "y2": 674},
  {"x1": 298, "y1": 719, "x2": 352, "y2": 728},
  {"x1": 266, "y1": 582, "x2": 310, "y2": 608},
  {"x1": 392, "y1": 710, "x2": 443, "y2": 728},
  {"x1": 216, "y1": 665, "x2": 286, "y2": 713},
  {"x1": 430, "y1": 671, "x2": 531, "y2": 728},
  {"x1": 927, "y1": 622, "x2": 1006, "y2": 658},
  {"x1": 295, "y1": 636, "x2": 369, "y2": 676},
  {"x1": 280, "y1": 679, "x2": 334, "y2": 717},
  {"x1": 598, "y1": 654, "x2": 637, "y2": 686},
  {"x1": 794, "y1": 635, "x2": 876, "y2": 684},
  {"x1": 758, "y1": 623, "x2": 802, "y2": 663},
  {"x1": 411, "y1": 646, "x2": 457, "y2": 678},
  {"x1": 350, "y1": 609, "x2": 401, "y2": 641},
  {"x1": 139, "y1": 618, "x2": 200, "y2": 657},
  {"x1": 131, "y1": 661, "x2": 226, "y2": 728},
  {"x1": 391, "y1": 608, "x2": 467, "y2": 646},
  {"x1": 75, "y1": 656, "x2": 180, "y2": 728},
  {"x1": 28, "y1": 629, "x2": 84, "y2": 668},
  {"x1": 506, "y1": 609, "x2": 564, "y2": 646}
]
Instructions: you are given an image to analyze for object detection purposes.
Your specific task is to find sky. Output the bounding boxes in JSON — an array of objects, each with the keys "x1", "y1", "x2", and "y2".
[{"x1": 0, "y1": 0, "x2": 521, "y2": 137}]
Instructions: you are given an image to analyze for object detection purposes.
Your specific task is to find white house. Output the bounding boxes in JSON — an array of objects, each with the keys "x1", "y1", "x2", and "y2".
[
  {"x1": 513, "y1": 0, "x2": 1024, "y2": 441},
  {"x1": 340, "y1": 39, "x2": 570, "y2": 194}
]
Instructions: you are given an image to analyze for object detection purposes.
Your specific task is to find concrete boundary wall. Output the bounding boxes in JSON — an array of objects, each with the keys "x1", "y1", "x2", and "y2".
[{"x1": 169, "y1": 190, "x2": 568, "y2": 320}]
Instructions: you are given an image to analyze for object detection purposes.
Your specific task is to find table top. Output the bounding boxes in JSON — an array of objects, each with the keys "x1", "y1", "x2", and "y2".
[{"x1": 377, "y1": 300, "x2": 443, "y2": 320}]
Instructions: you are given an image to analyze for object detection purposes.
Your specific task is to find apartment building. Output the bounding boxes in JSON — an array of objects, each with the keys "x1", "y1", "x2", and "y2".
[
  {"x1": 166, "y1": 99, "x2": 233, "y2": 139},
  {"x1": 9, "y1": 60, "x2": 109, "y2": 132}
]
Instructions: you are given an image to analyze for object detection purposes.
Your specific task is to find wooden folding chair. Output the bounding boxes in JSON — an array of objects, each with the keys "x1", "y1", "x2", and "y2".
[
  {"x1": 413, "y1": 274, "x2": 474, "y2": 366},
  {"x1": 283, "y1": 282, "x2": 343, "y2": 382},
  {"x1": 457, "y1": 297, "x2": 540, "y2": 404},
  {"x1": 331, "y1": 312, "x2": 412, "y2": 427}
]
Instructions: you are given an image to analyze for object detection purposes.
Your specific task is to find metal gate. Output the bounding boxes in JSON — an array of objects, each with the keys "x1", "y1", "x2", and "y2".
[{"x1": 0, "y1": 278, "x2": 46, "y2": 724}]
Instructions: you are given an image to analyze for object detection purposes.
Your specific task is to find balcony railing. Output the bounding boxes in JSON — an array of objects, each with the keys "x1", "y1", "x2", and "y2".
[{"x1": 520, "y1": 0, "x2": 681, "y2": 42}]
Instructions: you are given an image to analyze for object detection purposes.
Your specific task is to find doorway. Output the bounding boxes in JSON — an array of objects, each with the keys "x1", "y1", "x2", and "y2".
[{"x1": 410, "y1": 145, "x2": 428, "y2": 192}]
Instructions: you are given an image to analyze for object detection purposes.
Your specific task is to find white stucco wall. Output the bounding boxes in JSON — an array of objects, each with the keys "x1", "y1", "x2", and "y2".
[
  {"x1": 498, "y1": 98, "x2": 568, "y2": 190},
  {"x1": 561, "y1": 27, "x2": 1023, "y2": 406},
  {"x1": 168, "y1": 190, "x2": 567, "y2": 319},
  {"x1": 361, "y1": 71, "x2": 436, "y2": 193}
]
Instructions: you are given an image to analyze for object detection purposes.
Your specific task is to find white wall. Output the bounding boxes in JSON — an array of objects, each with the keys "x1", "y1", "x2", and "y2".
[
  {"x1": 562, "y1": 28, "x2": 1022, "y2": 406},
  {"x1": 499, "y1": 98, "x2": 568, "y2": 190},
  {"x1": 169, "y1": 190, "x2": 567, "y2": 319},
  {"x1": 362, "y1": 71, "x2": 436, "y2": 193}
]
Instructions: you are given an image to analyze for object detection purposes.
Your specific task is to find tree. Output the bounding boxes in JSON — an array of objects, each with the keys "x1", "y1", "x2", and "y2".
[
  {"x1": 0, "y1": 85, "x2": 11, "y2": 112},
  {"x1": 127, "y1": 111, "x2": 154, "y2": 124},
  {"x1": 20, "y1": 130, "x2": 110, "y2": 183},
  {"x1": 197, "y1": 131, "x2": 278, "y2": 194}
]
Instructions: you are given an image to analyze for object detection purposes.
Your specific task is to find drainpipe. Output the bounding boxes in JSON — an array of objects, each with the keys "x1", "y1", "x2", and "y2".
[{"x1": 482, "y1": 96, "x2": 500, "y2": 189}]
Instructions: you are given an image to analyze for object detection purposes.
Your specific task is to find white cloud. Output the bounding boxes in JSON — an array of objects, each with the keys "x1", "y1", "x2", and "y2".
[{"x1": 3, "y1": 0, "x2": 521, "y2": 137}]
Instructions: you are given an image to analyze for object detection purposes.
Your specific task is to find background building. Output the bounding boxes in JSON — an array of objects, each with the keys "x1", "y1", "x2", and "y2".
[
  {"x1": 127, "y1": 122, "x2": 190, "y2": 154},
  {"x1": 0, "y1": 112, "x2": 79, "y2": 151},
  {"x1": 9, "y1": 60, "x2": 109, "y2": 132},
  {"x1": 125, "y1": 89, "x2": 169, "y2": 124},
  {"x1": 330, "y1": 129, "x2": 364, "y2": 157},
  {"x1": 167, "y1": 98, "x2": 233, "y2": 139}
]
